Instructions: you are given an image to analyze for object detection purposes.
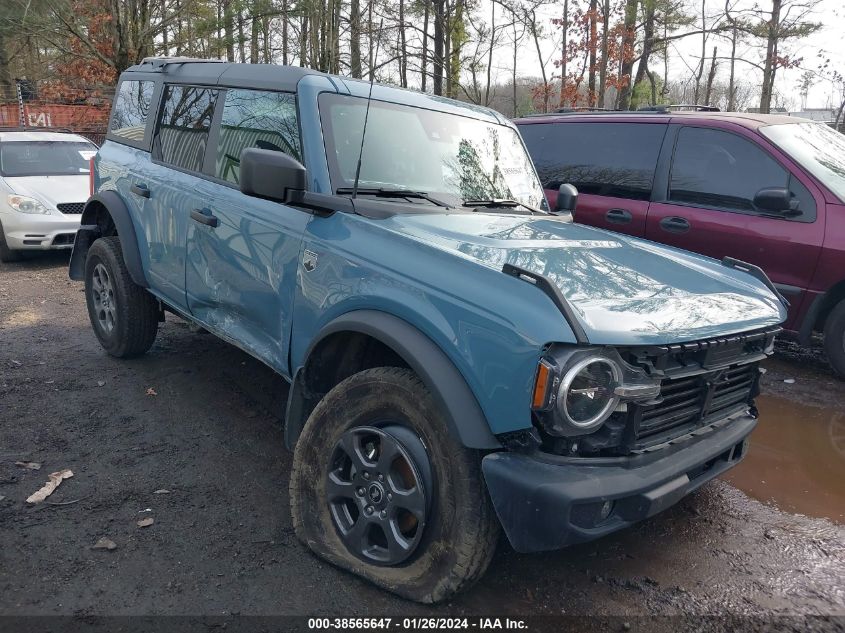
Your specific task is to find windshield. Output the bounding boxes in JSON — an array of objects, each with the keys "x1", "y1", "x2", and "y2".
[
  {"x1": 319, "y1": 93, "x2": 547, "y2": 210},
  {"x1": 0, "y1": 141, "x2": 97, "y2": 177},
  {"x1": 760, "y1": 122, "x2": 845, "y2": 202}
]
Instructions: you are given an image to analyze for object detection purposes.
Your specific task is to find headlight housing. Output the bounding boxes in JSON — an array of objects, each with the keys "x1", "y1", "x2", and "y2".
[
  {"x1": 531, "y1": 347, "x2": 661, "y2": 437},
  {"x1": 7, "y1": 195, "x2": 51, "y2": 215}
]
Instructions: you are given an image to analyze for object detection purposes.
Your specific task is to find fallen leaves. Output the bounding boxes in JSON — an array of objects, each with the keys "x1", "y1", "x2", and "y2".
[
  {"x1": 15, "y1": 461, "x2": 41, "y2": 470},
  {"x1": 137, "y1": 517, "x2": 155, "y2": 528},
  {"x1": 145, "y1": 387, "x2": 158, "y2": 396},
  {"x1": 26, "y1": 469, "x2": 74, "y2": 504}
]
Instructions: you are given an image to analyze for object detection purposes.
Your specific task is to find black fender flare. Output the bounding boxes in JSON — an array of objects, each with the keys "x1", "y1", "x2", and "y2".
[
  {"x1": 68, "y1": 191, "x2": 149, "y2": 287},
  {"x1": 285, "y1": 310, "x2": 502, "y2": 451}
]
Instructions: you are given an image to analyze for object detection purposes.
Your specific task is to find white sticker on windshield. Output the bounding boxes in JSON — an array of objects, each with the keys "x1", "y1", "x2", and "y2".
[{"x1": 78, "y1": 150, "x2": 96, "y2": 160}]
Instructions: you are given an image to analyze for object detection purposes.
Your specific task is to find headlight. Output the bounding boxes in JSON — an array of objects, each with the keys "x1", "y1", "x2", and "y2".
[
  {"x1": 559, "y1": 356, "x2": 620, "y2": 429},
  {"x1": 7, "y1": 195, "x2": 51, "y2": 215}
]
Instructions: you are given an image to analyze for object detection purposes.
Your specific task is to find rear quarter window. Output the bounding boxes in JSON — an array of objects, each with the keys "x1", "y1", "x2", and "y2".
[
  {"x1": 109, "y1": 80, "x2": 155, "y2": 143},
  {"x1": 518, "y1": 121, "x2": 666, "y2": 201}
]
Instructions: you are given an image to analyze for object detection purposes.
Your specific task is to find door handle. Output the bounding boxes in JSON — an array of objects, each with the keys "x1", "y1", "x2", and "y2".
[
  {"x1": 606, "y1": 208, "x2": 633, "y2": 224},
  {"x1": 130, "y1": 183, "x2": 150, "y2": 198},
  {"x1": 191, "y1": 208, "x2": 219, "y2": 228},
  {"x1": 659, "y1": 216, "x2": 691, "y2": 234}
]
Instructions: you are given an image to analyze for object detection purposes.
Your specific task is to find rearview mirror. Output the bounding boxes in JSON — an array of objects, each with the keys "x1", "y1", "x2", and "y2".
[
  {"x1": 753, "y1": 187, "x2": 798, "y2": 215},
  {"x1": 556, "y1": 183, "x2": 579, "y2": 213},
  {"x1": 240, "y1": 148, "x2": 306, "y2": 202}
]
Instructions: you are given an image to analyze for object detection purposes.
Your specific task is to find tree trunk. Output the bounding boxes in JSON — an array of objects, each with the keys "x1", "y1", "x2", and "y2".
[
  {"x1": 512, "y1": 18, "x2": 519, "y2": 116},
  {"x1": 759, "y1": 0, "x2": 781, "y2": 113},
  {"x1": 399, "y1": 0, "x2": 408, "y2": 87},
  {"x1": 693, "y1": 0, "x2": 706, "y2": 104},
  {"x1": 597, "y1": 0, "x2": 609, "y2": 108},
  {"x1": 728, "y1": 26, "x2": 737, "y2": 110},
  {"x1": 633, "y1": 0, "x2": 656, "y2": 106},
  {"x1": 250, "y1": 4, "x2": 259, "y2": 64},
  {"x1": 559, "y1": 0, "x2": 568, "y2": 107},
  {"x1": 223, "y1": 0, "x2": 235, "y2": 61},
  {"x1": 615, "y1": 0, "x2": 638, "y2": 110},
  {"x1": 421, "y1": 1, "x2": 430, "y2": 91},
  {"x1": 704, "y1": 46, "x2": 717, "y2": 105},
  {"x1": 433, "y1": 0, "x2": 445, "y2": 95},
  {"x1": 448, "y1": 0, "x2": 464, "y2": 99},
  {"x1": 588, "y1": 0, "x2": 597, "y2": 107}
]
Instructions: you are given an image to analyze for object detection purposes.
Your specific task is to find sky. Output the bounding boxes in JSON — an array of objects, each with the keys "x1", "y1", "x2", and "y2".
[{"x1": 486, "y1": 0, "x2": 845, "y2": 111}]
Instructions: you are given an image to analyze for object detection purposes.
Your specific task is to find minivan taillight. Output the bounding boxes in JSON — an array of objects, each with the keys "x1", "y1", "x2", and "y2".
[{"x1": 89, "y1": 157, "x2": 95, "y2": 196}]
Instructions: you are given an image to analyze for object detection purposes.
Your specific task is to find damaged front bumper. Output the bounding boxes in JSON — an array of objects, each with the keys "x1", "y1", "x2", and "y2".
[{"x1": 482, "y1": 414, "x2": 756, "y2": 553}]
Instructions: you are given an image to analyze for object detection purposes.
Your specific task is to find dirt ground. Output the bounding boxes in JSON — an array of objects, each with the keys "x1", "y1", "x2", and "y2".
[{"x1": 1, "y1": 252, "x2": 843, "y2": 621}]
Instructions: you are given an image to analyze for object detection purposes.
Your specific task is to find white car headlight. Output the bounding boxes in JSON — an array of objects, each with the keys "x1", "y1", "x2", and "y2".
[{"x1": 8, "y1": 194, "x2": 51, "y2": 215}]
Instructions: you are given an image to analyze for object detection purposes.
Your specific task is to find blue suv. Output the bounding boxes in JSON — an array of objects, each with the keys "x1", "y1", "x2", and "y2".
[{"x1": 70, "y1": 58, "x2": 786, "y2": 602}]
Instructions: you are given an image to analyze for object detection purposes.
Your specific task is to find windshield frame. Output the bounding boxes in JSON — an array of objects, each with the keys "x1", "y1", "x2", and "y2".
[
  {"x1": 318, "y1": 92, "x2": 547, "y2": 212},
  {"x1": 0, "y1": 139, "x2": 98, "y2": 178},
  {"x1": 759, "y1": 121, "x2": 845, "y2": 203}
]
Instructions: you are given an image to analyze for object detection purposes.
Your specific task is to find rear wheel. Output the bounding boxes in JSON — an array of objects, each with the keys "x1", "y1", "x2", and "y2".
[
  {"x1": 84, "y1": 236, "x2": 159, "y2": 358},
  {"x1": 0, "y1": 222, "x2": 22, "y2": 263},
  {"x1": 823, "y1": 299, "x2": 845, "y2": 377},
  {"x1": 289, "y1": 367, "x2": 499, "y2": 603}
]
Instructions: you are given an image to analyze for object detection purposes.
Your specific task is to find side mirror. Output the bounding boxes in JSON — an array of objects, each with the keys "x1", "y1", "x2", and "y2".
[
  {"x1": 754, "y1": 187, "x2": 798, "y2": 215},
  {"x1": 555, "y1": 183, "x2": 579, "y2": 213},
  {"x1": 240, "y1": 148, "x2": 306, "y2": 202}
]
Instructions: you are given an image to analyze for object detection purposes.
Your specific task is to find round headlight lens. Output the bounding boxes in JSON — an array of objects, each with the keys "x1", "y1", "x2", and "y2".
[{"x1": 559, "y1": 357, "x2": 620, "y2": 428}]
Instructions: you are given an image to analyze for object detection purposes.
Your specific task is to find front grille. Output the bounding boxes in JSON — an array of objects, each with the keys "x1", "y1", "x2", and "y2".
[
  {"x1": 632, "y1": 363, "x2": 758, "y2": 449},
  {"x1": 57, "y1": 202, "x2": 84, "y2": 214}
]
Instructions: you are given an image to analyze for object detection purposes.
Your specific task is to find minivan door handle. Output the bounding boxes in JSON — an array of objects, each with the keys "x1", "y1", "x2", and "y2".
[
  {"x1": 606, "y1": 208, "x2": 633, "y2": 224},
  {"x1": 130, "y1": 183, "x2": 150, "y2": 198},
  {"x1": 190, "y1": 208, "x2": 219, "y2": 228},
  {"x1": 659, "y1": 216, "x2": 691, "y2": 234}
]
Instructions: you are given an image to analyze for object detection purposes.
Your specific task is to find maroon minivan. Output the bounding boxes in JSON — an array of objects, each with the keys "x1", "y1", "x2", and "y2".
[{"x1": 515, "y1": 112, "x2": 845, "y2": 376}]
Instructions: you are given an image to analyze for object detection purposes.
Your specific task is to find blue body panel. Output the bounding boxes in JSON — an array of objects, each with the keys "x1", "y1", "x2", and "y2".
[{"x1": 92, "y1": 73, "x2": 786, "y2": 437}]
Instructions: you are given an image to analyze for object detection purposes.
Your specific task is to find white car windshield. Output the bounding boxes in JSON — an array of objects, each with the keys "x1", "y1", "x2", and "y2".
[
  {"x1": 0, "y1": 141, "x2": 97, "y2": 177},
  {"x1": 319, "y1": 93, "x2": 547, "y2": 210},
  {"x1": 760, "y1": 122, "x2": 845, "y2": 202}
]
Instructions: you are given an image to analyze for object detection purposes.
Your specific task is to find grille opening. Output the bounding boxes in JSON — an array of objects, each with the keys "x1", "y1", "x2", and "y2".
[
  {"x1": 51, "y1": 233, "x2": 76, "y2": 246},
  {"x1": 57, "y1": 202, "x2": 85, "y2": 214}
]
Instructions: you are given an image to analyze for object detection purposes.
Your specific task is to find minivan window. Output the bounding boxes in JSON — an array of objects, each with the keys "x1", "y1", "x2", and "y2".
[
  {"x1": 670, "y1": 126, "x2": 815, "y2": 220},
  {"x1": 215, "y1": 89, "x2": 301, "y2": 185},
  {"x1": 517, "y1": 122, "x2": 665, "y2": 200},
  {"x1": 155, "y1": 85, "x2": 218, "y2": 173},
  {"x1": 110, "y1": 80, "x2": 155, "y2": 142},
  {"x1": 761, "y1": 121, "x2": 845, "y2": 202}
]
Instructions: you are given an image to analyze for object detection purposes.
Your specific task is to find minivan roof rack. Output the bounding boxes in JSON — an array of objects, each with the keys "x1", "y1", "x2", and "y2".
[
  {"x1": 638, "y1": 104, "x2": 720, "y2": 112},
  {"x1": 139, "y1": 56, "x2": 225, "y2": 69}
]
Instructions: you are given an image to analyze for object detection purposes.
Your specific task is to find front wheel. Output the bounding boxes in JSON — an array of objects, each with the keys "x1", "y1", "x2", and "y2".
[
  {"x1": 824, "y1": 299, "x2": 845, "y2": 377},
  {"x1": 84, "y1": 236, "x2": 159, "y2": 358},
  {"x1": 289, "y1": 367, "x2": 499, "y2": 603}
]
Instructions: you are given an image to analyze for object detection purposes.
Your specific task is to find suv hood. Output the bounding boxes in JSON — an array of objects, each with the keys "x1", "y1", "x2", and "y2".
[
  {"x1": 3, "y1": 175, "x2": 89, "y2": 210},
  {"x1": 380, "y1": 213, "x2": 786, "y2": 345}
]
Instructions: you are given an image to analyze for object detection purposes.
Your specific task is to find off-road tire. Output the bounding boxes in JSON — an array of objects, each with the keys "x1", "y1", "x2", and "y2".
[
  {"x1": 84, "y1": 236, "x2": 158, "y2": 358},
  {"x1": 290, "y1": 367, "x2": 499, "y2": 603},
  {"x1": 0, "y1": 221, "x2": 22, "y2": 263},
  {"x1": 824, "y1": 299, "x2": 845, "y2": 377}
]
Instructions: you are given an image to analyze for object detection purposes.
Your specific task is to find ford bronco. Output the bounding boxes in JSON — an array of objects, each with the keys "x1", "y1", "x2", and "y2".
[{"x1": 69, "y1": 58, "x2": 786, "y2": 603}]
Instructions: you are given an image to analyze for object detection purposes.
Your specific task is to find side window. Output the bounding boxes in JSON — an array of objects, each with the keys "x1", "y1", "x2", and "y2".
[
  {"x1": 155, "y1": 85, "x2": 218, "y2": 172},
  {"x1": 670, "y1": 126, "x2": 815, "y2": 221},
  {"x1": 214, "y1": 89, "x2": 301, "y2": 185},
  {"x1": 109, "y1": 80, "x2": 155, "y2": 142},
  {"x1": 518, "y1": 122, "x2": 665, "y2": 200}
]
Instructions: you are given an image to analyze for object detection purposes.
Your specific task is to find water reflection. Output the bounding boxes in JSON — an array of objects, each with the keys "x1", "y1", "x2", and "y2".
[{"x1": 722, "y1": 395, "x2": 845, "y2": 523}]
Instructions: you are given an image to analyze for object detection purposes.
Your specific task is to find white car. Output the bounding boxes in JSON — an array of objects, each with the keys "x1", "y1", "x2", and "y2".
[{"x1": 0, "y1": 129, "x2": 97, "y2": 262}]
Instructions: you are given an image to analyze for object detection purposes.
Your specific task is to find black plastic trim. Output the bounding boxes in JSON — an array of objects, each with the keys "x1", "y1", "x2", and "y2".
[
  {"x1": 286, "y1": 310, "x2": 501, "y2": 450},
  {"x1": 722, "y1": 256, "x2": 788, "y2": 308},
  {"x1": 502, "y1": 263, "x2": 589, "y2": 344}
]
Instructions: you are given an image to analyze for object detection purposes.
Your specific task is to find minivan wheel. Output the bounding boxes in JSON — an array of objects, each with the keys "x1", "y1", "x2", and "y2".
[
  {"x1": 0, "y1": 222, "x2": 22, "y2": 263},
  {"x1": 823, "y1": 299, "x2": 845, "y2": 377},
  {"x1": 84, "y1": 236, "x2": 159, "y2": 358},
  {"x1": 290, "y1": 367, "x2": 499, "y2": 603}
]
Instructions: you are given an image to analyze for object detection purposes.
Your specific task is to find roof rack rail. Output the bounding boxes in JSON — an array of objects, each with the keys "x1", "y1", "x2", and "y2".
[
  {"x1": 139, "y1": 56, "x2": 225, "y2": 69},
  {"x1": 638, "y1": 104, "x2": 720, "y2": 112},
  {"x1": 555, "y1": 106, "x2": 614, "y2": 113}
]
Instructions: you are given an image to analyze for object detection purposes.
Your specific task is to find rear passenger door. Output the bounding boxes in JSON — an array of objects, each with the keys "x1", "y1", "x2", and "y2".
[
  {"x1": 185, "y1": 88, "x2": 308, "y2": 374},
  {"x1": 518, "y1": 120, "x2": 667, "y2": 237},
  {"x1": 645, "y1": 125, "x2": 825, "y2": 328},
  {"x1": 143, "y1": 84, "x2": 219, "y2": 309}
]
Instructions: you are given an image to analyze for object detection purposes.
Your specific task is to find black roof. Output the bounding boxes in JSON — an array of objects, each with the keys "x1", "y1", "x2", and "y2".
[{"x1": 124, "y1": 58, "x2": 329, "y2": 92}]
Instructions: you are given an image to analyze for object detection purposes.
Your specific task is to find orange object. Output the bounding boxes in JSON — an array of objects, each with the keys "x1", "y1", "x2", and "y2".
[{"x1": 532, "y1": 361, "x2": 552, "y2": 409}]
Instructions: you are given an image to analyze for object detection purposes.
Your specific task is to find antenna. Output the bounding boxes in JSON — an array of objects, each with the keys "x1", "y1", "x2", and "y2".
[{"x1": 352, "y1": 19, "x2": 384, "y2": 199}]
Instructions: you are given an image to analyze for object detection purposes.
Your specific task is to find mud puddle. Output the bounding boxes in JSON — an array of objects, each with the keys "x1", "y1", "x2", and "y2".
[{"x1": 722, "y1": 394, "x2": 845, "y2": 523}]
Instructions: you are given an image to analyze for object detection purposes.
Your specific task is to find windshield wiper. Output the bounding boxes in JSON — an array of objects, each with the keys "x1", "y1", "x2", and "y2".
[
  {"x1": 463, "y1": 198, "x2": 547, "y2": 215},
  {"x1": 336, "y1": 187, "x2": 452, "y2": 208}
]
